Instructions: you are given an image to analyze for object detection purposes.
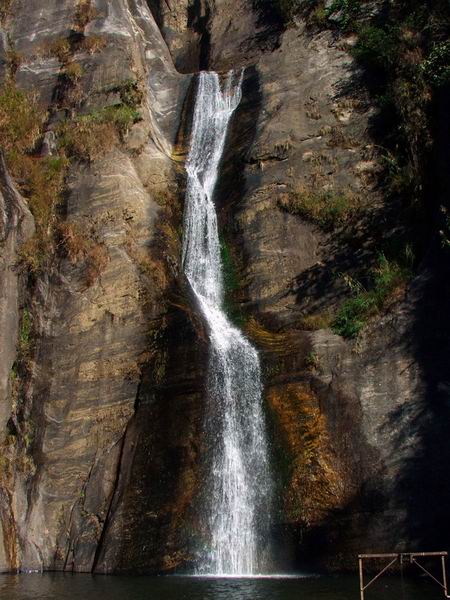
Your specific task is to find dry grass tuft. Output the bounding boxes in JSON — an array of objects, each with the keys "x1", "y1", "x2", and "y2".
[
  {"x1": 44, "y1": 38, "x2": 71, "y2": 63},
  {"x1": 298, "y1": 311, "x2": 334, "y2": 331},
  {"x1": 278, "y1": 185, "x2": 360, "y2": 231},
  {"x1": 0, "y1": 82, "x2": 71, "y2": 272},
  {"x1": 85, "y1": 243, "x2": 109, "y2": 287},
  {"x1": 58, "y1": 119, "x2": 117, "y2": 162},
  {"x1": 0, "y1": 0, "x2": 13, "y2": 22},
  {"x1": 326, "y1": 125, "x2": 359, "y2": 149},
  {"x1": 80, "y1": 35, "x2": 107, "y2": 54},
  {"x1": 6, "y1": 48, "x2": 23, "y2": 77},
  {"x1": 57, "y1": 221, "x2": 89, "y2": 263},
  {"x1": 74, "y1": 0, "x2": 98, "y2": 30},
  {"x1": 63, "y1": 61, "x2": 83, "y2": 82},
  {"x1": 58, "y1": 221, "x2": 109, "y2": 286},
  {"x1": 0, "y1": 83, "x2": 46, "y2": 154}
]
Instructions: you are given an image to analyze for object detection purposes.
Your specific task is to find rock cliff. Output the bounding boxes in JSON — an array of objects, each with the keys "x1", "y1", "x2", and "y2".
[{"x1": 0, "y1": 0, "x2": 449, "y2": 573}]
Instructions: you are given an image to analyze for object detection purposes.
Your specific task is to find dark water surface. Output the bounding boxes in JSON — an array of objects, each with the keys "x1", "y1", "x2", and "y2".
[{"x1": 0, "y1": 573, "x2": 442, "y2": 599}]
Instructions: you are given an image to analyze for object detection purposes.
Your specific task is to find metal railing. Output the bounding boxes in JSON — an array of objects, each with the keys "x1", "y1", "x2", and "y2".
[{"x1": 358, "y1": 551, "x2": 450, "y2": 600}]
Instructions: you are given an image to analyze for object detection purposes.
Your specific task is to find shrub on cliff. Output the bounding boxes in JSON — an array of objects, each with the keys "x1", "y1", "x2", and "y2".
[
  {"x1": 422, "y1": 41, "x2": 450, "y2": 88},
  {"x1": 103, "y1": 79, "x2": 145, "y2": 110},
  {"x1": 324, "y1": 0, "x2": 364, "y2": 30},
  {"x1": 254, "y1": 0, "x2": 370, "y2": 28},
  {"x1": 97, "y1": 105, "x2": 141, "y2": 135},
  {"x1": 332, "y1": 253, "x2": 412, "y2": 338},
  {"x1": 351, "y1": 25, "x2": 398, "y2": 72}
]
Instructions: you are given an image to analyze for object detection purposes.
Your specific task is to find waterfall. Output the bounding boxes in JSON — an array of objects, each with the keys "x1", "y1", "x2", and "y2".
[{"x1": 182, "y1": 70, "x2": 272, "y2": 576}]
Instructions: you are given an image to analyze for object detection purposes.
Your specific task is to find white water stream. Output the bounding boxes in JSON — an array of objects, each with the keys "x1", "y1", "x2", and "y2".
[{"x1": 182, "y1": 71, "x2": 272, "y2": 576}]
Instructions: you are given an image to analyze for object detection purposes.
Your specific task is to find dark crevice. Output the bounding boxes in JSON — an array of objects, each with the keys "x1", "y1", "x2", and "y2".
[
  {"x1": 187, "y1": 0, "x2": 211, "y2": 70},
  {"x1": 145, "y1": 0, "x2": 163, "y2": 29},
  {"x1": 90, "y1": 428, "x2": 130, "y2": 573},
  {"x1": 144, "y1": 0, "x2": 210, "y2": 73}
]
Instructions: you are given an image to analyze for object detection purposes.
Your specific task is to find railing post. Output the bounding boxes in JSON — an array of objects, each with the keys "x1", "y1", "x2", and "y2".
[
  {"x1": 359, "y1": 556, "x2": 364, "y2": 600},
  {"x1": 442, "y1": 554, "x2": 448, "y2": 598}
]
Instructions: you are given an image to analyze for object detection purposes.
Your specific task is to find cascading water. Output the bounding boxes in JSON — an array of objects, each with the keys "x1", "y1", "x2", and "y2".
[{"x1": 182, "y1": 70, "x2": 272, "y2": 576}]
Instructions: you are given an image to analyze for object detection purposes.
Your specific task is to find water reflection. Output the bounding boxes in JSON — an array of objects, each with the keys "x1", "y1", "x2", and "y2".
[{"x1": 0, "y1": 573, "x2": 440, "y2": 600}]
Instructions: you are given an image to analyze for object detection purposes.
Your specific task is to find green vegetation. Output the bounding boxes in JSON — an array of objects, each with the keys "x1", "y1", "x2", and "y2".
[
  {"x1": 103, "y1": 79, "x2": 144, "y2": 110},
  {"x1": 58, "y1": 77, "x2": 143, "y2": 162},
  {"x1": 298, "y1": 254, "x2": 412, "y2": 337},
  {"x1": 254, "y1": 0, "x2": 366, "y2": 28},
  {"x1": 351, "y1": 24, "x2": 398, "y2": 71},
  {"x1": 220, "y1": 238, "x2": 246, "y2": 326},
  {"x1": 0, "y1": 34, "x2": 122, "y2": 274},
  {"x1": 332, "y1": 254, "x2": 412, "y2": 338},
  {"x1": 19, "y1": 308, "x2": 31, "y2": 352},
  {"x1": 279, "y1": 187, "x2": 359, "y2": 231},
  {"x1": 270, "y1": 0, "x2": 450, "y2": 338},
  {"x1": 43, "y1": 34, "x2": 107, "y2": 62},
  {"x1": 17, "y1": 156, "x2": 68, "y2": 270},
  {"x1": 304, "y1": 351, "x2": 320, "y2": 370},
  {"x1": 323, "y1": 0, "x2": 363, "y2": 30},
  {"x1": 220, "y1": 238, "x2": 239, "y2": 296},
  {"x1": 98, "y1": 105, "x2": 141, "y2": 135},
  {"x1": 422, "y1": 41, "x2": 450, "y2": 88},
  {"x1": 59, "y1": 118, "x2": 115, "y2": 162},
  {"x1": 347, "y1": 1, "x2": 450, "y2": 258}
]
